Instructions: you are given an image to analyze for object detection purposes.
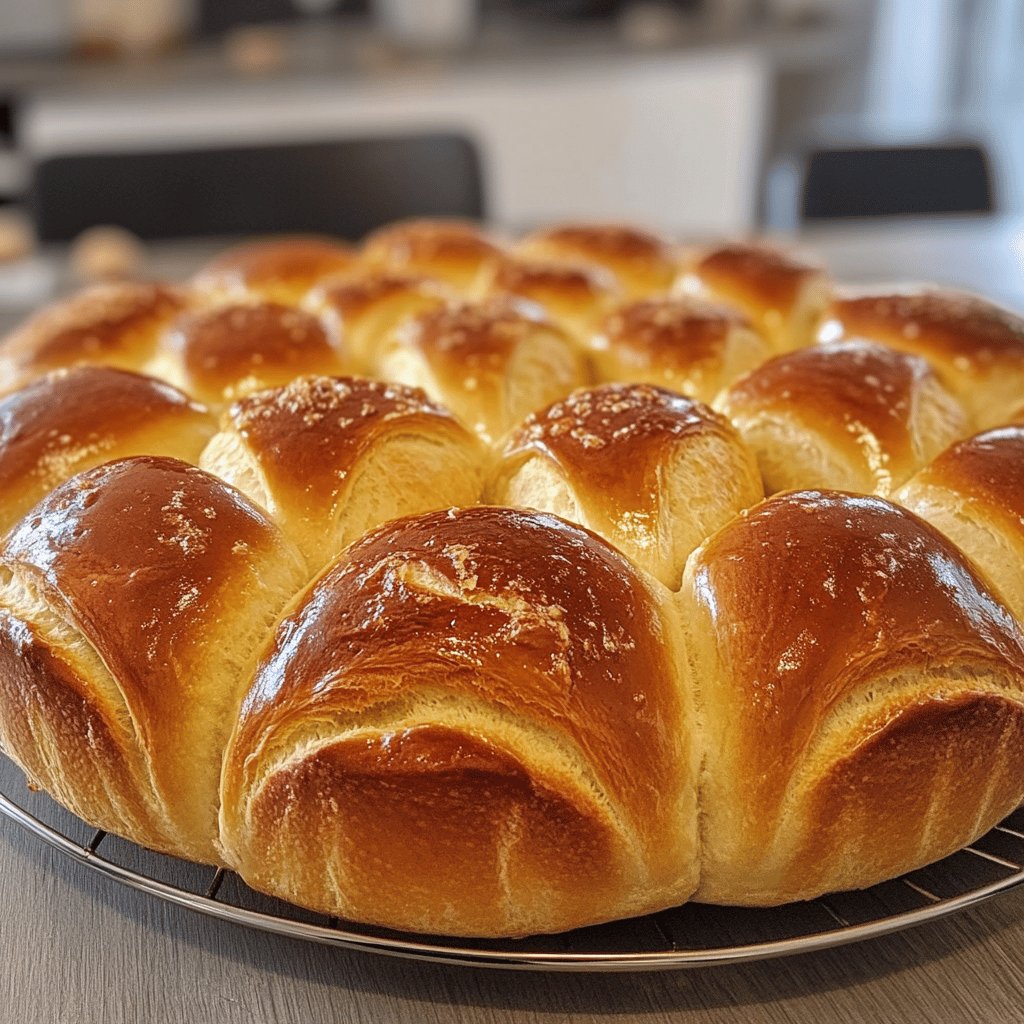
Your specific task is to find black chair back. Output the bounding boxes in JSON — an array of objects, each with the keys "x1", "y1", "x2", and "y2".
[{"x1": 30, "y1": 133, "x2": 485, "y2": 242}]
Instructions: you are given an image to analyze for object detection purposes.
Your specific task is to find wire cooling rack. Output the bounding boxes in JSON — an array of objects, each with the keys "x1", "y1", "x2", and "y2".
[{"x1": 3, "y1": 754, "x2": 1024, "y2": 972}]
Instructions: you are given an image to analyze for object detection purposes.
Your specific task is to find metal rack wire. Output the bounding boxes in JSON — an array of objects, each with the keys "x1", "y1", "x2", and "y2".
[{"x1": 3, "y1": 755, "x2": 1024, "y2": 972}]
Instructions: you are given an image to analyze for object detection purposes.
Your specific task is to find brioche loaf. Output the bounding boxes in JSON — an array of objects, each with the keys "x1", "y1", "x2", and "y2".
[{"x1": 0, "y1": 219, "x2": 1023, "y2": 938}]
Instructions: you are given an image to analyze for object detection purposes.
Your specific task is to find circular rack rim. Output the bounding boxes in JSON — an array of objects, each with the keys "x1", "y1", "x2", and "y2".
[{"x1": 3, "y1": 785, "x2": 1024, "y2": 972}]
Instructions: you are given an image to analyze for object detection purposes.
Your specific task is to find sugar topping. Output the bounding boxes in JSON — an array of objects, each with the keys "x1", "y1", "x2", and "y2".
[
  {"x1": 509, "y1": 383, "x2": 718, "y2": 455},
  {"x1": 833, "y1": 288, "x2": 1024, "y2": 362},
  {"x1": 231, "y1": 374, "x2": 448, "y2": 432}
]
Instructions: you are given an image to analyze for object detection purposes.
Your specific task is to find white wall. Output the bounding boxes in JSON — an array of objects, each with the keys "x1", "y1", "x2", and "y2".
[{"x1": 22, "y1": 47, "x2": 769, "y2": 234}]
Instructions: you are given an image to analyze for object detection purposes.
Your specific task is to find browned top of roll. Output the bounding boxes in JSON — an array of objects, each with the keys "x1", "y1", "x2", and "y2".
[
  {"x1": 225, "y1": 375, "x2": 476, "y2": 517},
  {"x1": 0, "y1": 281, "x2": 188, "y2": 383},
  {"x1": 723, "y1": 340, "x2": 942, "y2": 469},
  {"x1": 231, "y1": 504, "x2": 682, "y2": 843},
  {"x1": 829, "y1": 289, "x2": 1024, "y2": 373},
  {"x1": 908, "y1": 425, "x2": 1024, "y2": 532},
  {"x1": 517, "y1": 223, "x2": 676, "y2": 295},
  {"x1": 162, "y1": 302, "x2": 344, "y2": 404},
  {"x1": 692, "y1": 242, "x2": 824, "y2": 314},
  {"x1": 686, "y1": 489, "x2": 1024, "y2": 812},
  {"x1": 402, "y1": 297, "x2": 542, "y2": 359},
  {"x1": 3, "y1": 456, "x2": 289, "y2": 738},
  {"x1": 395, "y1": 297, "x2": 582, "y2": 399},
  {"x1": 599, "y1": 295, "x2": 752, "y2": 362},
  {"x1": 502, "y1": 383, "x2": 736, "y2": 519},
  {"x1": 487, "y1": 257, "x2": 619, "y2": 306},
  {"x1": 306, "y1": 272, "x2": 453, "y2": 372},
  {"x1": 0, "y1": 366, "x2": 213, "y2": 532},
  {"x1": 310, "y1": 272, "x2": 451, "y2": 322},
  {"x1": 360, "y1": 219, "x2": 502, "y2": 288},
  {"x1": 193, "y1": 236, "x2": 356, "y2": 302}
]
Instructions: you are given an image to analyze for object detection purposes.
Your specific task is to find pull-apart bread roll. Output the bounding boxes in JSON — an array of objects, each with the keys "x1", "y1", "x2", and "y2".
[
  {"x1": 376, "y1": 300, "x2": 589, "y2": 443},
  {"x1": 589, "y1": 296, "x2": 772, "y2": 403},
  {"x1": 192, "y1": 236, "x2": 357, "y2": 305},
  {"x1": 0, "y1": 281, "x2": 188, "y2": 391},
  {"x1": 304, "y1": 273, "x2": 453, "y2": 375},
  {"x1": 490, "y1": 384, "x2": 762, "y2": 588},
  {"x1": 201, "y1": 375, "x2": 484, "y2": 571},
  {"x1": 0, "y1": 366, "x2": 215, "y2": 536},
  {"x1": 0, "y1": 457, "x2": 308, "y2": 862},
  {"x1": 360, "y1": 219, "x2": 504, "y2": 293},
  {"x1": 681, "y1": 242, "x2": 830, "y2": 352},
  {"x1": 151, "y1": 302, "x2": 345, "y2": 407},
  {"x1": 896, "y1": 426, "x2": 1024, "y2": 622},
  {"x1": 718, "y1": 340, "x2": 968, "y2": 496},
  {"x1": 516, "y1": 223, "x2": 677, "y2": 299},
  {"x1": 220, "y1": 505, "x2": 696, "y2": 937},
  {"x1": 826, "y1": 288, "x2": 1024, "y2": 429},
  {"x1": 681, "y1": 490, "x2": 1024, "y2": 905},
  {"x1": 478, "y1": 257, "x2": 622, "y2": 345}
]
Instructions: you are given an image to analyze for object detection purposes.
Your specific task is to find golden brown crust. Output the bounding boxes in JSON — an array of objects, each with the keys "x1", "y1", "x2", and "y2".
[
  {"x1": 718, "y1": 340, "x2": 968, "y2": 496},
  {"x1": 221, "y1": 505, "x2": 696, "y2": 936},
  {"x1": 0, "y1": 456, "x2": 308, "y2": 862},
  {"x1": 304, "y1": 272, "x2": 453, "y2": 374},
  {"x1": 792, "y1": 691, "x2": 1024, "y2": 900},
  {"x1": 206, "y1": 375, "x2": 484, "y2": 568},
  {"x1": 827, "y1": 289, "x2": 1024, "y2": 427},
  {"x1": 895, "y1": 425, "x2": 1024, "y2": 622},
  {"x1": 5, "y1": 221, "x2": 1024, "y2": 935},
  {"x1": 0, "y1": 614, "x2": 171, "y2": 852},
  {"x1": 480, "y1": 256, "x2": 622, "y2": 343},
  {"x1": 378, "y1": 299, "x2": 590, "y2": 443},
  {"x1": 241, "y1": 726, "x2": 631, "y2": 936},
  {"x1": 492, "y1": 383, "x2": 762, "y2": 587},
  {"x1": 909, "y1": 425, "x2": 1024, "y2": 530},
  {"x1": 0, "y1": 366, "x2": 215, "y2": 536},
  {"x1": 360, "y1": 219, "x2": 503, "y2": 292},
  {"x1": 591, "y1": 296, "x2": 772, "y2": 402},
  {"x1": 156, "y1": 302, "x2": 345, "y2": 406},
  {"x1": 684, "y1": 242, "x2": 829, "y2": 352},
  {"x1": 516, "y1": 223, "x2": 677, "y2": 298},
  {"x1": 0, "y1": 281, "x2": 188, "y2": 387},
  {"x1": 681, "y1": 489, "x2": 1024, "y2": 903},
  {"x1": 192, "y1": 236, "x2": 356, "y2": 304}
]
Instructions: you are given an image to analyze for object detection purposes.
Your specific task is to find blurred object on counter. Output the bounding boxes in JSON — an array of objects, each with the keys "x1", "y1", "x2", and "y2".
[
  {"x1": 31, "y1": 135, "x2": 483, "y2": 241},
  {"x1": 0, "y1": 210, "x2": 55, "y2": 309},
  {"x1": 0, "y1": 211, "x2": 34, "y2": 265},
  {"x1": 616, "y1": 3, "x2": 686, "y2": 48},
  {"x1": 223, "y1": 24, "x2": 290, "y2": 76},
  {"x1": 71, "y1": 0, "x2": 193, "y2": 57},
  {"x1": 69, "y1": 225, "x2": 145, "y2": 282},
  {"x1": 370, "y1": 0, "x2": 477, "y2": 50}
]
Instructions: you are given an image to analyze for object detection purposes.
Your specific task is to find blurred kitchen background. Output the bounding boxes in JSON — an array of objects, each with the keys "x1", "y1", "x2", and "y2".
[{"x1": 0, "y1": 0, "x2": 1022, "y2": 308}]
